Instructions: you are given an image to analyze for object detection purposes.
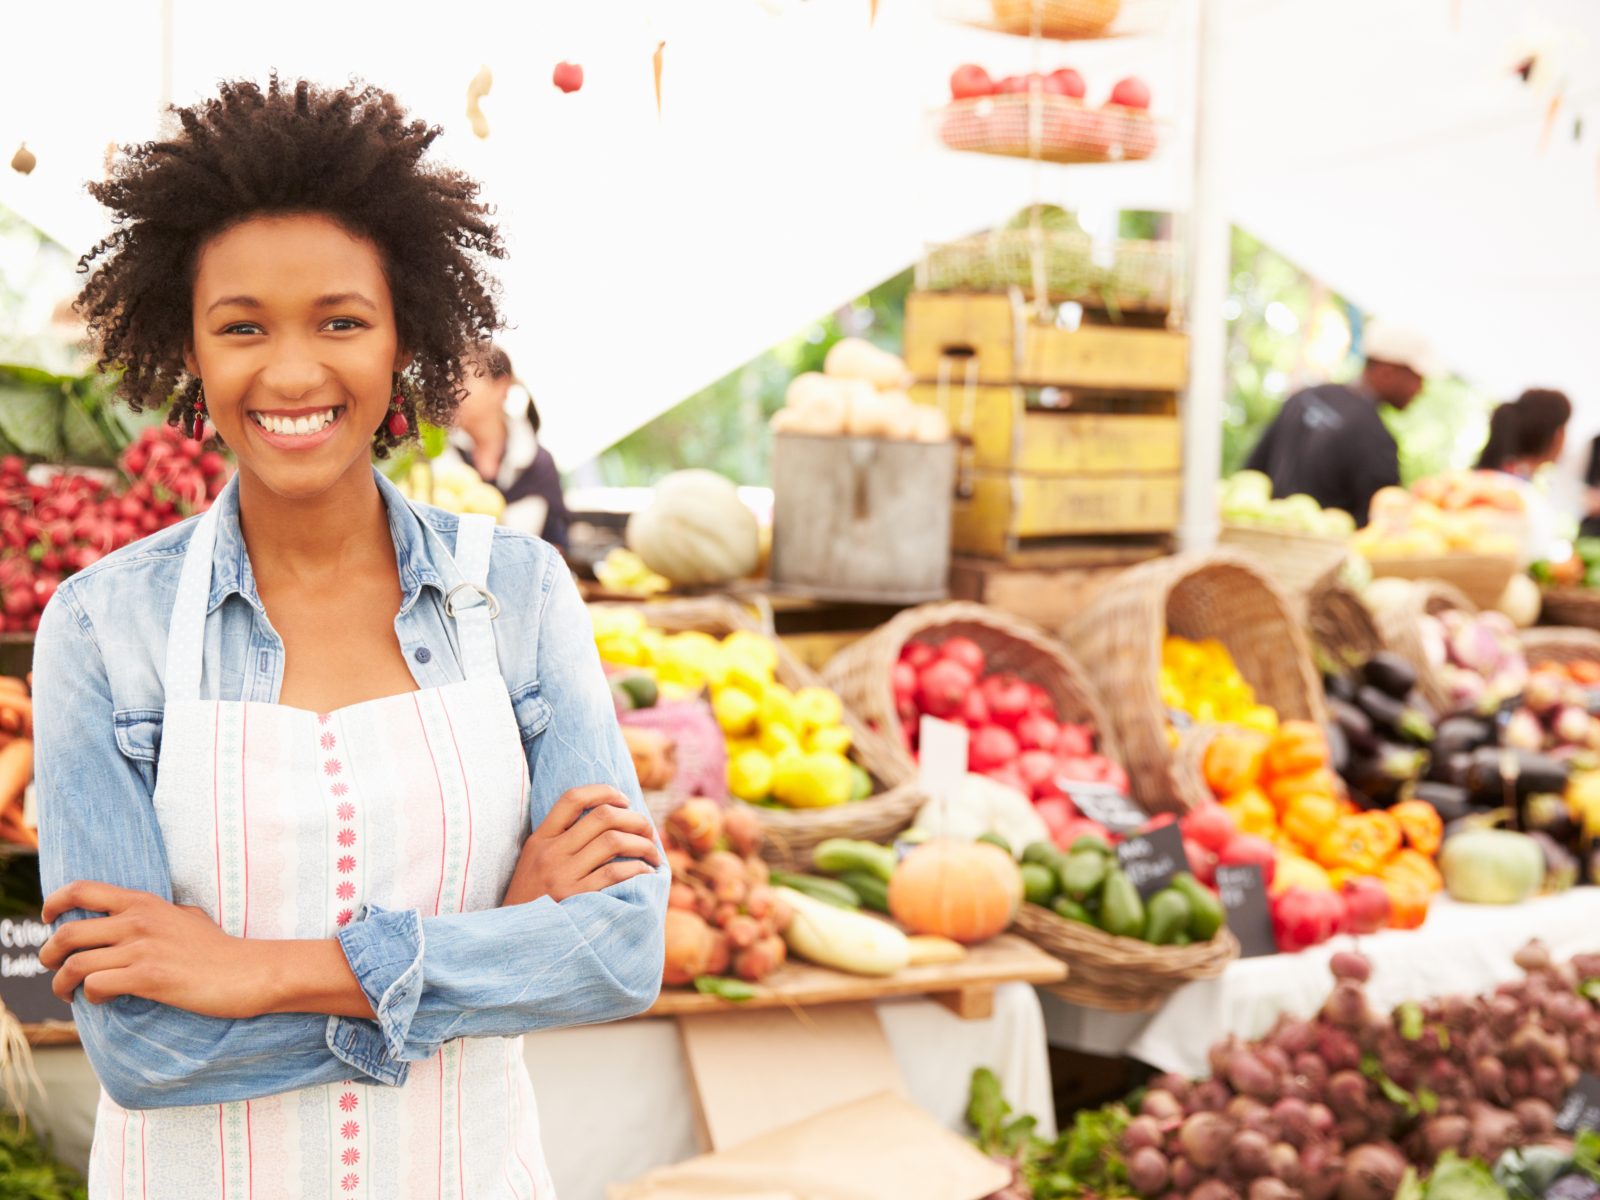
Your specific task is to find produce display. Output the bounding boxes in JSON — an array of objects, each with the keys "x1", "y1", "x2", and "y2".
[
  {"x1": 770, "y1": 338, "x2": 950, "y2": 442},
  {"x1": 591, "y1": 608, "x2": 872, "y2": 810},
  {"x1": 624, "y1": 468, "x2": 761, "y2": 588},
  {"x1": 661, "y1": 799, "x2": 793, "y2": 993},
  {"x1": 0, "y1": 674, "x2": 34, "y2": 848},
  {"x1": 0, "y1": 427, "x2": 230, "y2": 633},
  {"x1": 1020, "y1": 834, "x2": 1228, "y2": 949},
  {"x1": 394, "y1": 457, "x2": 506, "y2": 517},
  {"x1": 938, "y1": 67, "x2": 1157, "y2": 164},
  {"x1": 1220, "y1": 472, "x2": 1356, "y2": 539},
  {"x1": 1162, "y1": 637, "x2": 1281, "y2": 735},
  {"x1": 895, "y1": 635, "x2": 1128, "y2": 796},
  {"x1": 1351, "y1": 476, "x2": 1524, "y2": 562},
  {"x1": 1194, "y1": 720, "x2": 1443, "y2": 948},
  {"x1": 971, "y1": 943, "x2": 1600, "y2": 1200},
  {"x1": 1532, "y1": 537, "x2": 1600, "y2": 590},
  {"x1": 1418, "y1": 608, "x2": 1529, "y2": 716}
]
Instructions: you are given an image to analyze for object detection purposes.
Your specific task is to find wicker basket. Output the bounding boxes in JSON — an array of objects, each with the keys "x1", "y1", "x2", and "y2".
[
  {"x1": 820, "y1": 601, "x2": 1121, "y2": 782},
  {"x1": 594, "y1": 597, "x2": 923, "y2": 868},
  {"x1": 1218, "y1": 525, "x2": 1351, "y2": 605},
  {"x1": 1306, "y1": 571, "x2": 1386, "y2": 671},
  {"x1": 1541, "y1": 588, "x2": 1600, "y2": 631},
  {"x1": 936, "y1": 95, "x2": 1158, "y2": 165},
  {"x1": 987, "y1": 0, "x2": 1121, "y2": 37},
  {"x1": 1366, "y1": 554, "x2": 1516, "y2": 611},
  {"x1": 1520, "y1": 626, "x2": 1600, "y2": 667},
  {"x1": 919, "y1": 230, "x2": 1175, "y2": 313},
  {"x1": 1166, "y1": 724, "x2": 1221, "y2": 815},
  {"x1": 1066, "y1": 551, "x2": 1327, "y2": 814},
  {"x1": 1015, "y1": 903, "x2": 1239, "y2": 1012},
  {"x1": 1368, "y1": 581, "x2": 1476, "y2": 713}
]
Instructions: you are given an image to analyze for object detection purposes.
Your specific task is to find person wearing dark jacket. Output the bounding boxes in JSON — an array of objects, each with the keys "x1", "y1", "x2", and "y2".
[{"x1": 1244, "y1": 321, "x2": 1440, "y2": 527}]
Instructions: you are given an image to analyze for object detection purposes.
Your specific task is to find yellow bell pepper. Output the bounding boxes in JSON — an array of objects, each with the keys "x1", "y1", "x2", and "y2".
[{"x1": 1281, "y1": 791, "x2": 1341, "y2": 850}]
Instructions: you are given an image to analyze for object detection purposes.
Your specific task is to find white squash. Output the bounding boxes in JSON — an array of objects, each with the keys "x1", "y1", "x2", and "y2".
[
  {"x1": 625, "y1": 469, "x2": 761, "y2": 586},
  {"x1": 876, "y1": 391, "x2": 917, "y2": 441},
  {"x1": 1495, "y1": 573, "x2": 1541, "y2": 629},
  {"x1": 774, "y1": 886, "x2": 910, "y2": 976},
  {"x1": 909, "y1": 404, "x2": 952, "y2": 443},
  {"x1": 824, "y1": 338, "x2": 911, "y2": 391},
  {"x1": 785, "y1": 371, "x2": 839, "y2": 410}
]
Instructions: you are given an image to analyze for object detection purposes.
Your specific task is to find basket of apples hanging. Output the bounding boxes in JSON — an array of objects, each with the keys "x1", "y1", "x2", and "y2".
[{"x1": 936, "y1": 64, "x2": 1157, "y2": 165}]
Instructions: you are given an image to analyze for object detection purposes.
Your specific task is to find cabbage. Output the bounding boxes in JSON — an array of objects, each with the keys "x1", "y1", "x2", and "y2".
[{"x1": 1439, "y1": 830, "x2": 1545, "y2": 905}]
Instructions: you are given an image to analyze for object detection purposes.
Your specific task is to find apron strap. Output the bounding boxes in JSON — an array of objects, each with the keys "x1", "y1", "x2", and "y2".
[
  {"x1": 164, "y1": 501, "x2": 223, "y2": 704},
  {"x1": 444, "y1": 513, "x2": 501, "y2": 681}
]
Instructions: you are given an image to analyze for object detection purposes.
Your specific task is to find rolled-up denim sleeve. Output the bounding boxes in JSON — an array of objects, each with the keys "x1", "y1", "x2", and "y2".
[
  {"x1": 34, "y1": 588, "x2": 405, "y2": 1108},
  {"x1": 329, "y1": 557, "x2": 668, "y2": 1063}
]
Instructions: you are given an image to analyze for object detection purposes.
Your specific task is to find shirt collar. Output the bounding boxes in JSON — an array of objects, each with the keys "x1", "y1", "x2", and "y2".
[{"x1": 205, "y1": 466, "x2": 447, "y2": 616}]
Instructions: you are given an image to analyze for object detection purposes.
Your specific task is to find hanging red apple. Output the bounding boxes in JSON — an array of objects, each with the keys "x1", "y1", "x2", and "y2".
[
  {"x1": 552, "y1": 61, "x2": 584, "y2": 94},
  {"x1": 1050, "y1": 68, "x2": 1087, "y2": 100},
  {"x1": 1108, "y1": 76, "x2": 1152, "y2": 110},
  {"x1": 949, "y1": 64, "x2": 993, "y2": 100}
]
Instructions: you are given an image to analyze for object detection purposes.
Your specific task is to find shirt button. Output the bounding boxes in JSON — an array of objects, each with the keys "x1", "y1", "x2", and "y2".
[{"x1": 414, "y1": 646, "x2": 432, "y2": 664}]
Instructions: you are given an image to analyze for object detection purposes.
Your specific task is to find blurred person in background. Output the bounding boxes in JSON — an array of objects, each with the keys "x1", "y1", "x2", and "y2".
[
  {"x1": 1243, "y1": 320, "x2": 1440, "y2": 527},
  {"x1": 453, "y1": 343, "x2": 572, "y2": 551},
  {"x1": 1476, "y1": 388, "x2": 1572, "y2": 562}
]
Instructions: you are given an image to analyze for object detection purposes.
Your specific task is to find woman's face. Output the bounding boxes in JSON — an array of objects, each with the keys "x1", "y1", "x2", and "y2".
[{"x1": 186, "y1": 212, "x2": 407, "y2": 501}]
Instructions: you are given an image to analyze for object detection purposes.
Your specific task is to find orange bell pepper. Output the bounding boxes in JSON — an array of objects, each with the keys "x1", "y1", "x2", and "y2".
[
  {"x1": 1381, "y1": 879, "x2": 1431, "y2": 930},
  {"x1": 1389, "y1": 799, "x2": 1444, "y2": 857},
  {"x1": 1267, "y1": 767, "x2": 1340, "y2": 813},
  {"x1": 1265, "y1": 721, "x2": 1330, "y2": 780},
  {"x1": 1383, "y1": 847, "x2": 1444, "y2": 895},
  {"x1": 1223, "y1": 787, "x2": 1278, "y2": 837},
  {"x1": 1281, "y1": 791, "x2": 1341, "y2": 851},
  {"x1": 1362, "y1": 810, "x2": 1404, "y2": 862},
  {"x1": 1314, "y1": 814, "x2": 1388, "y2": 876},
  {"x1": 1203, "y1": 731, "x2": 1269, "y2": 798}
]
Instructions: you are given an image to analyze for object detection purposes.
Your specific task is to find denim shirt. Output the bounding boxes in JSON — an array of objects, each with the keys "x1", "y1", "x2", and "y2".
[{"x1": 31, "y1": 468, "x2": 667, "y2": 1109}]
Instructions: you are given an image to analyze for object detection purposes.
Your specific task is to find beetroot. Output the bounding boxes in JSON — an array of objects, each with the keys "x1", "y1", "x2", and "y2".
[
  {"x1": 1515, "y1": 939, "x2": 1553, "y2": 973},
  {"x1": 1418, "y1": 1114, "x2": 1469, "y2": 1159},
  {"x1": 1467, "y1": 1102, "x2": 1523, "y2": 1161},
  {"x1": 1229, "y1": 1130, "x2": 1273, "y2": 1180},
  {"x1": 1266, "y1": 1142, "x2": 1301, "y2": 1186},
  {"x1": 1190, "y1": 1183, "x2": 1241, "y2": 1200},
  {"x1": 1321, "y1": 981, "x2": 1370, "y2": 1031},
  {"x1": 1170, "y1": 1157, "x2": 1199, "y2": 1193},
  {"x1": 1128, "y1": 1147, "x2": 1171, "y2": 1197},
  {"x1": 1270, "y1": 1098, "x2": 1314, "y2": 1149},
  {"x1": 1301, "y1": 1144, "x2": 1344, "y2": 1200},
  {"x1": 1269, "y1": 1018, "x2": 1317, "y2": 1058},
  {"x1": 1339, "y1": 1144, "x2": 1405, "y2": 1200},
  {"x1": 1179, "y1": 1112, "x2": 1234, "y2": 1171},
  {"x1": 1513, "y1": 1097, "x2": 1556, "y2": 1139},
  {"x1": 1328, "y1": 951, "x2": 1372, "y2": 984},
  {"x1": 1125, "y1": 1116, "x2": 1164, "y2": 1153},
  {"x1": 1140, "y1": 1090, "x2": 1184, "y2": 1122},
  {"x1": 1191, "y1": 1079, "x2": 1232, "y2": 1115},
  {"x1": 1227, "y1": 1051, "x2": 1281, "y2": 1102},
  {"x1": 1250, "y1": 1179, "x2": 1299, "y2": 1200},
  {"x1": 1327, "y1": 1070, "x2": 1369, "y2": 1118}
]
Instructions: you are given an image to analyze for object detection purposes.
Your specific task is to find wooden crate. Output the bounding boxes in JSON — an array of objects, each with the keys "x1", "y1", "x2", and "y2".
[
  {"x1": 904, "y1": 291, "x2": 1189, "y2": 391},
  {"x1": 909, "y1": 383, "x2": 1181, "y2": 474},
  {"x1": 953, "y1": 471, "x2": 1181, "y2": 558},
  {"x1": 770, "y1": 433, "x2": 957, "y2": 604},
  {"x1": 948, "y1": 551, "x2": 1162, "y2": 629}
]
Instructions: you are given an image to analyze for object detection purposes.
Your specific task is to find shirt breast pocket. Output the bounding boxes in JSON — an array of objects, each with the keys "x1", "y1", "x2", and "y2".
[{"x1": 112, "y1": 709, "x2": 163, "y2": 790}]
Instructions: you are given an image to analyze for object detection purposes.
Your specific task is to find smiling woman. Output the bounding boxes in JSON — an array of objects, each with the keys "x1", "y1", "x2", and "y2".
[{"x1": 30, "y1": 76, "x2": 667, "y2": 1200}]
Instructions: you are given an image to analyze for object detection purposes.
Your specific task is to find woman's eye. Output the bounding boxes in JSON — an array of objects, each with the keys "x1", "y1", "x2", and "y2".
[
  {"x1": 221, "y1": 323, "x2": 262, "y2": 336},
  {"x1": 326, "y1": 318, "x2": 367, "y2": 332}
]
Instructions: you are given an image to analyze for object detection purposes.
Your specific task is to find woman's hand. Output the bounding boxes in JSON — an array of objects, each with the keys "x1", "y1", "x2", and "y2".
[
  {"x1": 40, "y1": 882, "x2": 273, "y2": 1019},
  {"x1": 503, "y1": 785, "x2": 662, "y2": 907}
]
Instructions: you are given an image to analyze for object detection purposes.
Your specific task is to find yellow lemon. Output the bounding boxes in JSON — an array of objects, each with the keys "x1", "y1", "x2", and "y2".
[
  {"x1": 793, "y1": 687, "x2": 844, "y2": 732},
  {"x1": 722, "y1": 630, "x2": 778, "y2": 676},
  {"x1": 712, "y1": 687, "x2": 759, "y2": 737},
  {"x1": 759, "y1": 721, "x2": 801, "y2": 757},
  {"x1": 723, "y1": 658, "x2": 771, "y2": 698},
  {"x1": 806, "y1": 725, "x2": 853, "y2": 757},
  {"x1": 595, "y1": 635, "x2": 644, "y2": 667},
  {"x1": 759, "y1": 683, "x2": 799, "y2": 732},
  {"x1": 591, "y1": 607, "x2": 647, "y2": 640},
  {"x1": 772, "y1": 752, "x2": 853, "y2": 809},
  {"x1": 727, "y1": 749, "x2": 775, "y2": 803}
]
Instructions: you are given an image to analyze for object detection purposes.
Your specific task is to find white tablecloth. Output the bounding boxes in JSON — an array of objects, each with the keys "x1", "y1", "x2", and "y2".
[
  {"x1": 1042, "y1": 889, "x2": 1600, "y2": 1077},
  {"x1": 23, "y1": 983, "x2": 1052, "y2": 1200}
]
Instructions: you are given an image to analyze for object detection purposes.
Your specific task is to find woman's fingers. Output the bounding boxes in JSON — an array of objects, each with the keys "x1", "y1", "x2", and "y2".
[
  {"x1": 561, "y1": 805, "x2": 661, "y2": 866},
  {"x1": 575, "y1": 859, "x2": 660, "y2": 895},
  {"x1": 42, "y1": 881, "x2": 152, "y2": 924},
  {"x1": 50, "y1": 945, "x2": 135, "y2": 1004},
  {"x1": 572, "y1": 830, "x2": 663, "y2": 879},
  {"x1": 40, "y1": 915, "x2": 129, "y2": 970},
  {"x1": 542, "y1": 785, "x2": 630, "y2": 834}
]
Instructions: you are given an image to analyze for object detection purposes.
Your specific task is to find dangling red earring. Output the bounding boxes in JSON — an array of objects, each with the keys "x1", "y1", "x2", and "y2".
[
  {"x1": 193, "y1": 390, "x2": 207, "y2": 442},
  {"x1": 386, "y1": 393, "x2": 409, "y2": 438}
]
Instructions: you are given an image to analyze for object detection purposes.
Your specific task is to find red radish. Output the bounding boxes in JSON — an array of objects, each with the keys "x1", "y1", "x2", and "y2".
[
  {"x1": 1056, "y1": 724, "x2": 1092, "y2": 757},
  {"x1": 1219, "y1": 833, "x2": 1277, "y2": 886},
  {"x1": 1034, "y1": 796, "x2": 1076, "y2": 835},
  {"x1": 1182, "y1": 804, "x2": 1236, "y2": 855},
  {"x1": 892, "y1": 661, "x2": 917, "y2": 707},
  {"x1": 902, "y1": 641, "x2": 936, "y2": 671},
  {"x1": 1109, "y1": 76, "x2": 1151, "y2": 110},
  {"x1": 985, "y1": 676, "x2": 1032, "y2": 728},
  {"x1": 970, "y1": 725, "x2": 1020, "y2": 773},
  {"x1": 1025, "y1": 684, "x2": 1054, "y2": 716},
  {"x1": 994, "y1": 74, "x2": 1030, "y2": 94},
  {"x1": 1017, "y1": 713, "x2": 1059, "y2": 753},
  {"x1": 1184, "y1": 838, "x2": 1218, "y2": 886},
  {"x1": 1018, "y1": 749, "x2": 1061, "y2": 799},
  {"x1": 1050, "y1": 68, "x2": 1087, "y2": 99},
  {"x1": 938, "y1": 636, "x2": 986, "y2": 678},
  {"x1": 949, "y1": 64, "x2": 994, "y2": 100},
  {"x1": 552, "y1": 62, "x2": 584, "y2": 94},
  {"x1": 917, "y1": 659, "x2": 974, "y2": 719},
  {"x1": 960, "y1": 689, "x2": 991, "y2": 729},
  {"x1": 984, "y1": 763, "x2": 1029, "y2": 797}
]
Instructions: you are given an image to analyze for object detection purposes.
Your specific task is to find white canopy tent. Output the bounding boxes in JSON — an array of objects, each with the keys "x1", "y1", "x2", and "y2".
[{"x1": 1, "y1": 0, "x2": 1596, "y2": 482}]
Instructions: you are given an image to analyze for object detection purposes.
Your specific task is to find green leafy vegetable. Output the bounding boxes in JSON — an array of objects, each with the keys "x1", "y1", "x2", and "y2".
[
  {"x1": 1422, "y1": 1152, "x2": 1508, "y2": 1200},
  {"x1": 693, "y1": 976, "x2": 757, "y2": 1002}
]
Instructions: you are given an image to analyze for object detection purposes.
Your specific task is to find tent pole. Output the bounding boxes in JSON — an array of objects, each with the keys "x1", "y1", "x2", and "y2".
[{"x1": 1180, "y1": 0, "x2": 1226, "y2": 551}]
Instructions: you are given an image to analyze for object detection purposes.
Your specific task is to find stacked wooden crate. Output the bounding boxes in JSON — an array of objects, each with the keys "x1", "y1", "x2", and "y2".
[{"x1": 904, "y1": 290, "x2": 1188, "y2": 563}]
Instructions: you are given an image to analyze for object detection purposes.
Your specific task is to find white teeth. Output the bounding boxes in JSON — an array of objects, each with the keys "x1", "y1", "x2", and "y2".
[{"x1": 251, "y1": 408, "x2": 340, "y2": 436}]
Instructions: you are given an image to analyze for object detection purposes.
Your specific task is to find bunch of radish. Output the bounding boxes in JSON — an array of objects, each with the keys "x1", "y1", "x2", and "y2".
[
  {"x1": 1118, "y1": 941, "x2": 1595, "y2": 1200},
  {"x1": 0, "y1": 428, "x2": 229, "y2": 632},
  {"x1": 893, "y1": 636, "x2": 1129, "y2": 801}
]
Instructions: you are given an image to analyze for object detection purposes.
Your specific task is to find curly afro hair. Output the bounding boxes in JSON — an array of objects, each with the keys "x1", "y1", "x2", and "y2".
[{"x1": 75, "y1": 75, "x2": 505, "y2": 453}]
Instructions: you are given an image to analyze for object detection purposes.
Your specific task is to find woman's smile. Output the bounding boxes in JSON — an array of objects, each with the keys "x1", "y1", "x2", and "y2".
[{"x1": 246, "y1": 404, "x2": 348, "y2": 449}]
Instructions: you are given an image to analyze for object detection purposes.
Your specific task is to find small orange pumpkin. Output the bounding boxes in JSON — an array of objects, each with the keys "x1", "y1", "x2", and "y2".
[{"x1": 888, "y1": 839, "x2": 1023, "y2": 944}]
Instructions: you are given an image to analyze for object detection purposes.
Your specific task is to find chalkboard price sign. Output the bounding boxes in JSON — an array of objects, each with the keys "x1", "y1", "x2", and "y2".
[
  {"x1": 1556, "y1": 1072, "x2": 1600, "y2": 1134},
  {"x1": 1215, "y1": 865, "x2": 1278, "y2": 958},
  {"x1": 0, "y1": 912, "x2": 71, "y2": 1024},
  {"x1": 1115, "y1": 823, "x2": 1190, "y2": 900},
  {"x1": 1064, "y1": 783, "x2": 1145, "y2": 834}
]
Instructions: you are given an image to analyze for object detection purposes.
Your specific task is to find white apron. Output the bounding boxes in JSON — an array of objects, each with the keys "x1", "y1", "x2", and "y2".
[{"x1": 88, "y1": 501, "x2": 556, "y2": 1199}]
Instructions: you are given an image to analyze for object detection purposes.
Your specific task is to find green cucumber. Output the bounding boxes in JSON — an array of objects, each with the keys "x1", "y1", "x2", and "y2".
[
  {"x1": 836, "y1": 869, "x2": 890, "y2": 914},
  {"x1": 769, "y1": 870, "x2": 860, "y2": 910},
  {"x1": 812, "y1": 838, "x2": 898, "y2": 884}
]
